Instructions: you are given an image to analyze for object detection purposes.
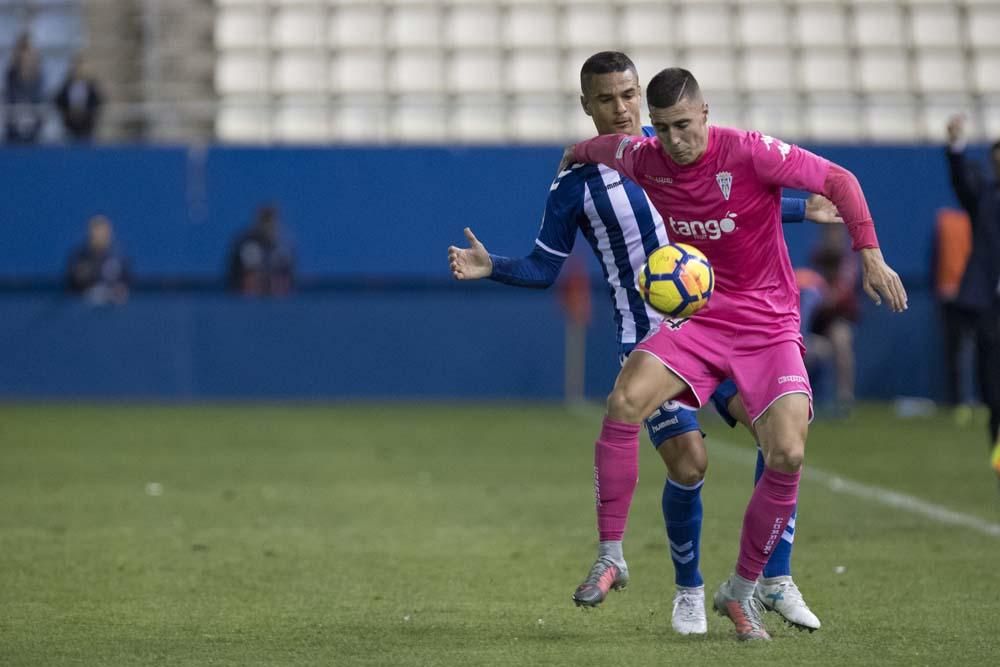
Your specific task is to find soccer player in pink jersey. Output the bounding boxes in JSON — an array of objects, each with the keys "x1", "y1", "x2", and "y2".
[{"x1": 563, "y1": 68, "x2": 907, "y2": 641}]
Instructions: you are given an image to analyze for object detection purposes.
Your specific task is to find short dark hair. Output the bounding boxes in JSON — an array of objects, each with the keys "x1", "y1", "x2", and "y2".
[
  {"x1": 646, "y1": 68, "x2": 701, "y2": 108},
  {"x1": 992, "y1": 139, "x2": 1000, "y2": 154},
  {"x1": 580, "y1": 51, "x2": 638, "y2": 95}
]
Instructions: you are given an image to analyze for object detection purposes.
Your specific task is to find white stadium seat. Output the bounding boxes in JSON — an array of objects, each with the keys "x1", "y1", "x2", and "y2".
[
  {"x1": 216, "y1": 53, "x2": 269, "y2": 94},
  {"x1": 274, "y1": 99, "x2": 330, "y2": 143},
  {"x1": 503, "y1": 4, "x2": 558, "y2": 48},
  {"x1": 748, "y1": 94, "x2": 803, "y2": 140},
  {"x1": 792, "y1": 3, "x2": 848, "y2": 49},
  {"x1": 335, "y1": 97, "x2": 390, "y2": 143},
  {"x1": 804, "y1": 95, "x2": 863, "y2": 142},
  {"x1": 272, "y1": 53, "x2": 327, "y2": 94},
  {"x1": 392, "y1": 95, "x2": 448, "y2": 142},
  {"x1": 865, "y1": 94, "x2": 920, "y2": 142},
  {"x1": 388, "y1": 5, "x2": 441, "y2": 49},
  {"x1": 620, "y1": 3, "x2": 672, "y2": 48},
  {"x1": 561, "y1": 4, "x2": 617, "y2": 48},
  {"x1": 448, "y1": 50, "x2": 503, "y2": 94},
  {"x1": 217, "y1": 104, "x2": 272, "y2": 143},
  {"x1": 330, "y1": 5, "x2": 384, "y2": 49},
  {"x1": 215, "y1": 7, "x2": 269, "y2": 49},
  {"x1": 510, "y1": 99, "x2": 566, "y2": 142},
  {"x1": 909, "y1": 4, "x2": 961, "y2": 49},
  {"x1": 799, "y1": 49, "x2": 853, "y2": 93},
  {"x1": 738, "y1": 3, "x2": 790, "y2": 49},
  {"x1": 853, "y1": 4, "x2": 905, "y2": 48},
  {"x1": 972, "y1": 52, "x2": 1000, "y2": 94},
  {"x1": 452, "y1": 94, "x2": 508, "y2": 142},
  {"x1": 680, "y1": 49, "x2": 738, "y2": 96},
  {"x1": 389, "y1": 50, "x2": 446, "y2": 94},
  {"x1": 445, "y1": 4, "x2": 500, "y2": 49},
  {"x1": 913, "y1": 50, "x2": 968, "y2": 95},
  {"x1": 677, "y1": 3, "x2": 732, "y2": 48},
  {"x1": 858, "y1": 49, "x2": 910, "y2": 94},
  {"x1": 330, "y1": 50, "x2": 385, "y2": 94},
  {"x1": 272, "y1": 6, "x2": 326, "y2": 49},
  {"x1": 967, "y1": 6, "x2": 1000, "y2": 49},
  {"x1": 741, "y1": 48, "x2": 794, "y2": 93},
  {"x1": 506, "y1": 50, "x2": 561, "y2": 93}
]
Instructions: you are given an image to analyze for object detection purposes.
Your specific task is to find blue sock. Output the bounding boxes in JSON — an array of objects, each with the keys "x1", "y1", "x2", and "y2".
[
  {"x1": 755, "y1": 446, "x2": 796, "y2": 578},
  {"x1": 662, "y1": 477, "x2": 704, "y2": 588}
]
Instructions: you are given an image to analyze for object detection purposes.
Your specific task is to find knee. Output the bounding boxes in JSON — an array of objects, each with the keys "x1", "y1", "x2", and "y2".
[
  {"x1": 765, "y1": 440, "x2": 806, "y2": 472},
  {"x1": 607, "y1": 386, "x2": 649, "y2": 423},
  {"x1": 659, "y1": 432, "x2": 707, "y2": 486},
  {"x1": 666, "y1": 456, "x2": 707, "y2": 486}
]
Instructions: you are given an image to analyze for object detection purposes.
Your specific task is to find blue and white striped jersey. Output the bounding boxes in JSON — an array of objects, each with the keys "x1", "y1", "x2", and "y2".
[{"x1": 538, "y1": 128, "x2": 667, "y2": 345}]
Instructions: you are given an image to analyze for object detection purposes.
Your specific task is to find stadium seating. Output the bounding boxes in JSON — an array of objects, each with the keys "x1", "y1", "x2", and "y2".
[{"x1": 202, "y1": 0, "x2": 1000, "y2": 143}]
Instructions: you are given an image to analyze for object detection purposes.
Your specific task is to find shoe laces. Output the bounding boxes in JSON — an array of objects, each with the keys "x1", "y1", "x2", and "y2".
[
  {"x1": 674, "y1": 590, "x2": 703, "y2": 622},
  {"x1": 739, "y1": 596, "x2": 768, "y2": 631},
  {"x1": 583, "y1": 557, "x2": 619, "y2": 586}
]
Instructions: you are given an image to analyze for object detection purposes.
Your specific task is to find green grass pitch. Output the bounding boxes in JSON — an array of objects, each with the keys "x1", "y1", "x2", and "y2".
[{"x1": 1, "y1": 403, "x2": 999, "y2": 665}]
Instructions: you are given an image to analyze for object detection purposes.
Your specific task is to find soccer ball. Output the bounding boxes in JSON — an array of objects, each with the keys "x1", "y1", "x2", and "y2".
[{"x1": 637, "y1": 243, "x2": 714, "y2": 318}]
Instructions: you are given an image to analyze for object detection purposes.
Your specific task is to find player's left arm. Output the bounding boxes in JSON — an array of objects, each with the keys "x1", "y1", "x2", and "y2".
[{"x1": 750, "y1": 134, "x2": 907, "y2": 312}]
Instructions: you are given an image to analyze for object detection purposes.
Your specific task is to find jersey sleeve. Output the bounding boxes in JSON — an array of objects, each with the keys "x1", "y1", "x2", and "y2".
[
  {"x1": 570, "y1": 134, "x2": 652, "y2": 184},
  {"x1": 488, "y1": 168, "x2": 584, "y2": 288},
  {"x1": 781, "y1": 197, "x2": 806, "y2": 223},
  {"x1": 747, "y1": 132, "x2": 830, "y2": 193},
  {"x1": 535, "y1": 167, "x2": 586, "y2": 258}
]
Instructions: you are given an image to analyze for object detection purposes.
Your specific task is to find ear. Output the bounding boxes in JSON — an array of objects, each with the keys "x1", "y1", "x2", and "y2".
[
  {"x1": 580, "y1": 94, "x2": 592, "y2": 117},
  {"x1": 702, "y1": 102, "x2": 709, "y2": 122}
]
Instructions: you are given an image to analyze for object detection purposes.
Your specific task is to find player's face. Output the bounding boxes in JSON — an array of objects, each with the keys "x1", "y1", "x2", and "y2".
[
  {"x1": 581, "y1": 70, "x2": 643, "y2": 137},
  {"x1": 649, "y1": 98, "x2": 709, "y2": 165}
]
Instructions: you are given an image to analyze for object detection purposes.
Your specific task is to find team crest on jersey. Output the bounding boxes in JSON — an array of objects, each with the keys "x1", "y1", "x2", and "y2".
[{"x1": 716, "y1": 171, "x2": 732, "y2": 200}]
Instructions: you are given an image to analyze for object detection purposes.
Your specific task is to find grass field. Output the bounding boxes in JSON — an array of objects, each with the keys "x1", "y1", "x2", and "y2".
[{"x1": 2, "y1": 403, "x2": 999, "y2": 666}]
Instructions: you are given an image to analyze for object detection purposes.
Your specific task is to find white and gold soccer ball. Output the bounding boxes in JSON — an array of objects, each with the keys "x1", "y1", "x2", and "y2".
[{"x1": 637, "y1": 243, "x2": 714, "y2": 318}]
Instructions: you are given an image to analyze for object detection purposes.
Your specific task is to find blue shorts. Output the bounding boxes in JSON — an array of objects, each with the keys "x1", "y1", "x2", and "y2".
[{"x1": 620, "y1": 346, "x2": 740, "y2": 448}]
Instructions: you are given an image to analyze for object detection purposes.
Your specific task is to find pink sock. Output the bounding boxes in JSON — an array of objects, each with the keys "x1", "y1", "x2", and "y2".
[
  {"x1": 736, "y1": 467, "x2": 800, "y2": 582},
  {"x1": 594, "y1": 417, "x2": 640, "y2": 542}
]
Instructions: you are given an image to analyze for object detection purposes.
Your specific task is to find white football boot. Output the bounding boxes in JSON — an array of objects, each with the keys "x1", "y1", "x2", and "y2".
[
  {"x1": 755, "y1": 575, "x2": 821, "y2": 631},
  {"x1": 671, "y1": 585, "x2": 707, "y2": 635}
]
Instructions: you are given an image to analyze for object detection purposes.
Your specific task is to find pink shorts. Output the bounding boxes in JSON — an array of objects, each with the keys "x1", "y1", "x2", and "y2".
[{"x1": 633, "y1": 318, "x2": 812, "y2": 424}]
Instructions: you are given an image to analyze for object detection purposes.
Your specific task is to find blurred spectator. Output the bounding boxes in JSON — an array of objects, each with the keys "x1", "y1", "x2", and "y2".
[
  {"x1": 66, "y1": 215, "x2": 131, "y2": 305},
  {"x1": 3, "y1": 33, "x2": 45, "y2": 144},
  {"x1": 806, "y1": 226, "x2": 859, "y2": 416},
  {"x1": 934, "y1": 208, "x2": 976, "y2": 424},
  {"x1": 226, "y1": 204, "x2": 295, "y2": 297},
  {"x1": 945, "y1": 115, "x2": 1000, "y2": 461},
  {"x1": 54, "y1": 55, "x2": 103, "y2": 142}
]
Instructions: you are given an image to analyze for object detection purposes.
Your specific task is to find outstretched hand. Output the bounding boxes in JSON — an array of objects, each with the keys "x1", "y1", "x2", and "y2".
[
  {"x1": 805, "y1": 194, "x2": 843, "y2": 224},
  {"x1": 448, "y1": 227, "x2": 492, "y2": 280},
  {"x1": 860, "y1": 248, "x2": 908, "y2": 312}
]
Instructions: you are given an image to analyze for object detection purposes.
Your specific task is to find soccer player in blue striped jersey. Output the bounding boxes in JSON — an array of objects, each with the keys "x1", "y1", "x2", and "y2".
[{"x1": 448, "y1": 52, "x2": 831, "y2": 634}]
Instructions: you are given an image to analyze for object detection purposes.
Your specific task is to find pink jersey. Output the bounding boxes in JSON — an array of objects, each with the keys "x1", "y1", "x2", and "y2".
[{"x1": 573, "y1": 126, "x2": 830, "y2": 332}]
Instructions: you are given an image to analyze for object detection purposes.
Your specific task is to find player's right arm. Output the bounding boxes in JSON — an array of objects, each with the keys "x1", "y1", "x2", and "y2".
[{"x1": 448, "y1": 168, "x2": 584, "y2": 288}]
